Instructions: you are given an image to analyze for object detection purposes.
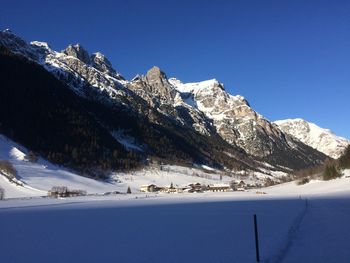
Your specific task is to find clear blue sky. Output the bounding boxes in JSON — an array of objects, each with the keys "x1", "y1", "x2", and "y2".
[{"x1": 1, "y1": 0, "x2": 349, "y2": 138}]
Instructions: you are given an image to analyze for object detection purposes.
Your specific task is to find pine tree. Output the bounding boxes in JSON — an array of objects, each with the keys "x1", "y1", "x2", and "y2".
[{"x1": 127, "y1": 186, "x2": 132, "y2": 194}]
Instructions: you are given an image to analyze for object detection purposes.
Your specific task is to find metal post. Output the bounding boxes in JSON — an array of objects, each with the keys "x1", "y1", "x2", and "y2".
[{"x1": 254, "y1": 214, "x2": 260, "y2": 262}]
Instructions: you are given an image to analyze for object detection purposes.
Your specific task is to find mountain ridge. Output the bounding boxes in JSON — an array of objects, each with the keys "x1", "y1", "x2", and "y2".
[
  {"x1": 0, "y1": 29, "x2": 332, "y2": 176},
  {"x1": 274, "y1": 118, "x2": 350, "y2": 159}
]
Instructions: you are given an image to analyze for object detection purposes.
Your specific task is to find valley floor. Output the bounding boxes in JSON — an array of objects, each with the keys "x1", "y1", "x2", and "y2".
[{"x1": 1, "y1": 188, "x2": 350, "y2": 263}]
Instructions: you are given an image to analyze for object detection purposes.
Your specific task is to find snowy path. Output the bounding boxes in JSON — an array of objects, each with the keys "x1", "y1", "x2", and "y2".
[{"x1": 281, "y1": 197, "x2": 350, "y2": 263}]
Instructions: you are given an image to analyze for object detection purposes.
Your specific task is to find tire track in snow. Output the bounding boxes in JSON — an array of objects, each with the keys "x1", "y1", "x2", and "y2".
[{"x1": 266, "y1": 198, "x2": 309, "y2": 263}]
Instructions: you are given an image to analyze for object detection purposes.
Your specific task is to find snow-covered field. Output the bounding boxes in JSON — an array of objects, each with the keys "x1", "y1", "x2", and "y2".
[
  {"x1": 1, "y1": 193, "x2": 350, "y2": 263},
  {"x1": 1, "y1": 134, "x2": 350, "y2": 262}
]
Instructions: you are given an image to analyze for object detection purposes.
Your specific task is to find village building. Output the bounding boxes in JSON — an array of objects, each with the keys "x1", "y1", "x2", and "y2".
[
  {"x1": 207, "y1": 184, "x2": 231, "y2": 192},
  {"x1": 188, "y1": 183, "x2": 206, "y2": 193},
  {"x1": 237, "y1": 180, "x2": 246, "y2": 190},
  {"x1": 139, "y1": 184, "x2": 157, "y2": 193}
]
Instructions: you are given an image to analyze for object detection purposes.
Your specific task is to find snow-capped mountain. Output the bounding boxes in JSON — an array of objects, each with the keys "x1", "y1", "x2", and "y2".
[
  {"x1": 169, "y1": 78, "x2": 285, "y2": 157},
  {"x1": 127, "y1": 68, "x2": 327, "y2": 169},
  {"x1": 0, "y1": 29, "x2": 329, "y2": 174},
  {"x1": 274, "y1": 119, "x2": 350, "y2": 159}
]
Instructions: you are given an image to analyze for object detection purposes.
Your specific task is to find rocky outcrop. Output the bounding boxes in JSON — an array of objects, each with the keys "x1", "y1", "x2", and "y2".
[
  {"x1": 128, "y1": 66, "x2": 177, "y2": 102},
  {"x1": 144, "y1": 66, "x2": 176, "y2": 100}
]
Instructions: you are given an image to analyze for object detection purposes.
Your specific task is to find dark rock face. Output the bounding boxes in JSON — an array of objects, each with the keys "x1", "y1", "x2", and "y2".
[
  {"x1": 0, "y1": 30, "x2": 39, "y2": 61},
  {"x1": 62, "y1": 44, "x2": 91, "y2": 64}
]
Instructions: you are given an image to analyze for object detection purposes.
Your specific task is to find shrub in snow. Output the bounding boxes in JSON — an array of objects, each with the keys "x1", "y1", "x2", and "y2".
[
  {"x1": 297, "y1": 177, "x2": 310, "y2": 185},
  {"x1": 27, "y1": 151, "x2": 38, "y2": 163},
  {"x1": 323, "y1": 164, "x2": 342, "y2": 181},
  {"x1": 0, "y1": 187, "x2": 4, "y2": 200},
  {"x1": 0, "y1": 160, "x2": 17, "y2": 180},
  {"x1": 264, "y1": 178, "x2": 276, "y2": 187},
  {"x1": 229, "y1": 181, "x2": 237, "y2": 191},
  {"x1": 48, "y1": 186, "x2": 86, "y2": 197}
]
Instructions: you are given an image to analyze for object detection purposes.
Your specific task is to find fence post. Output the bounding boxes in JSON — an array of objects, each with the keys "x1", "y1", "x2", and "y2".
[{"x1": 254, "y1": 214, "x2": 260, "y2": 262}]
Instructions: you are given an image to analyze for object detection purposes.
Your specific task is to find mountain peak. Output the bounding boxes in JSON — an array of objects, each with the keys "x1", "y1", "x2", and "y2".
[
  {"x1": 3, "y1": 28, "x2": 13, "y2": 34},
  {"x1": 137, "y1": 66, "x2": 176, "y2": 101},
  {"x1": 62, "y1": 44, "x2": 91, "y2": 64},
  {"x1": 91, "y1": 52, "x2": 116, "y2": 75},
  {"x1": 146, "y1": 66, "x2": 167, "y2": 80}
]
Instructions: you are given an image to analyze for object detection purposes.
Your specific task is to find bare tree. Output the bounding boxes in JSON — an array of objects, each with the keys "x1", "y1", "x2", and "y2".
[
  {"x1": 27, "y1": 151, "x2": 38, "y2": 163},
  {"x1": 0, "y1": 160, "x2": 17, "y2": 180}
]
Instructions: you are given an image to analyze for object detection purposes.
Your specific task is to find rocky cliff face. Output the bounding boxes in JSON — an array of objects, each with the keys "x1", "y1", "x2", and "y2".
[{"x1": 0, "y1": 29, "x2": 329, "y2": 173}]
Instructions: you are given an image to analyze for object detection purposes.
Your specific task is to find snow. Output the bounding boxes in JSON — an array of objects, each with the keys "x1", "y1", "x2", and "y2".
[
  {"x1": 30, "y1": 41, "x2": 51, "y2": 49},
  {"x1": 169, "y1": 78, "x2": 222, "y2": 93},
  {"x1": 265, "y1": 173, "x2": 350, "y2": 197},
  {"x1": 0, "y1": 135, "x2": 128, "y2": 198},
  {"x1": 199, "y1": 164, "x2": 215, "y2": 171},
  {"x1": 9, "y1": 147, "x2": 26, "y2": 161},
  {"x1": 280, "y1": 197, "x2": 350, "y2": 263},
  {"x1": 0, "y1": 174, "x2": 44, "y2": 198}
]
